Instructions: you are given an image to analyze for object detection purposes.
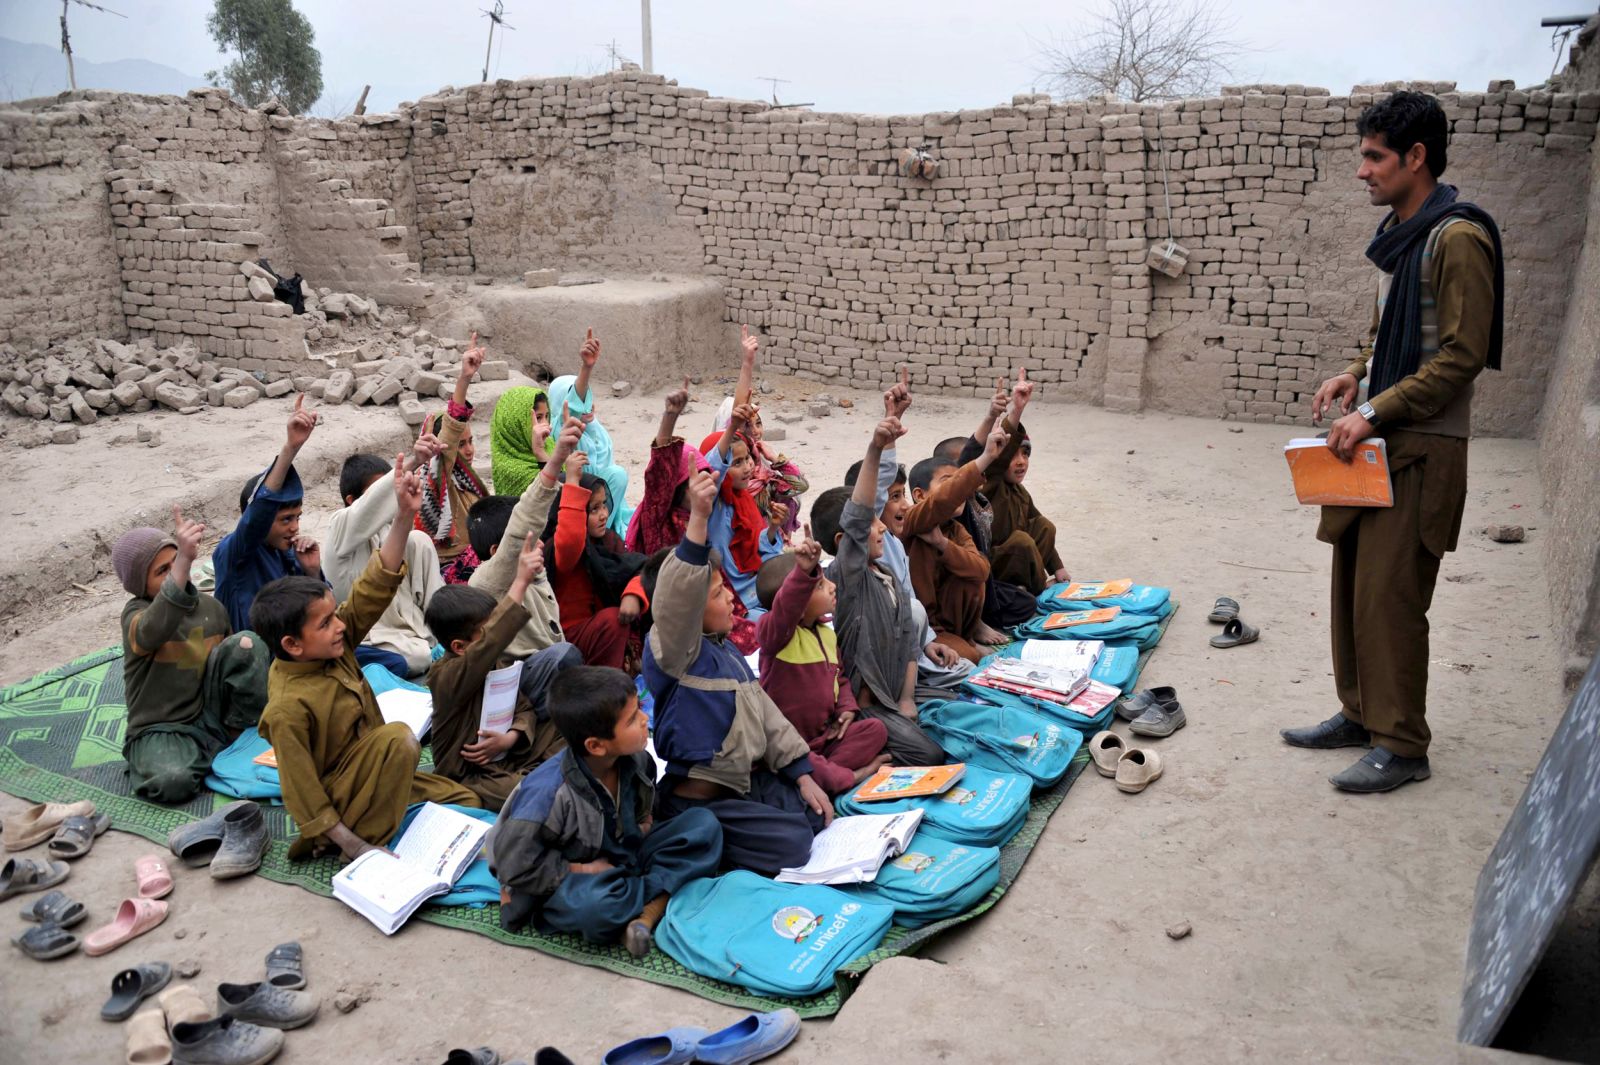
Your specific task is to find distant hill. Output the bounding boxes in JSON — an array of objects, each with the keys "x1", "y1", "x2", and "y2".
[{"x1": 0, "y1": 36, "x2": 207, "y2": 102}]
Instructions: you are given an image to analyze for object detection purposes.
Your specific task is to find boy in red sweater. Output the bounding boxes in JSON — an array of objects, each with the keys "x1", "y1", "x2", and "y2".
[{"x1": 755, "y1": 526, "x2": 890, "y2": 795}]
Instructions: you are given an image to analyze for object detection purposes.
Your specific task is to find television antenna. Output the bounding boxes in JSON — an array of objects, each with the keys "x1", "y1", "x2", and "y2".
[
  {"x1": 757, "y1": 77, "x2": 813, "y2": 110},
  {"x1": 59, "y1": 0, "x2": 126, "y2": 91},
  {"x1": 481, "y1": 1, "x2": 515, "y2": 83},
  {"x1": 602, "y1": 39, "x2": 635, "y2": 70}
]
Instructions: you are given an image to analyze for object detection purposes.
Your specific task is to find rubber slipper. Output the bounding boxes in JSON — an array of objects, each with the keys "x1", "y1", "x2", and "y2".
[
  {"x1": 264, "y1": 941, "x2": 305, "y2": 990},
  {"x1": 1209, "y1": 618, "x2": 1259, "y2": 649},
  {"x1": 1089, "y1": 731, "x2": 1131, "y2": 777},
  {"x1": 126, "y1": 1006, "x2": 172, "y2": 1065},
  {"x1": 2, "y1": 800, "x2": 95, "y2": 851},
  {"x1": 1207, "y1": 596, "x2": 1240, "y2": 623},
  {"x1": 84, "y1": 898, "x2": 169, "y2": 957},
  {"x1": 0, "y1": 856, "x2": 71, "y2": 900},
  {"x1": 157, "y1": 983, "x2": 211, "y2": 1029},
  {"x1": 48, "y1": 812, "x2": 112, "y2": 860},
  {"x1": 11, "y1": 920, "x2": 80, "y2": 960},
  {"x1": 1116, "y1": 685, "x2": 1178, "y2": 723},
  {"x1": 1115, "y1": 748, "x2": 1163, "y2": 794},
  {"x1": 19, "y1": 889, "x2": 87, "y2": 928},
  {"x1": 102, "y1": 961, "x2": 174, "y2": 1022},
  {"x1": 135, "y1": 854, "x2": 174, "y2": 900},
  {"x1": 694, "y1": 1009, "x2": 802, "y2": 1065},
  {"x1": 601, "y1": 1027, "x2": 709, "y2": 1065}
]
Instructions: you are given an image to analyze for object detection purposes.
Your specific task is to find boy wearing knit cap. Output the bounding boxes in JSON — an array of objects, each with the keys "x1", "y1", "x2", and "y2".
[{"x1": 115, "y1": 508, "x2": 270, "y2": 803}]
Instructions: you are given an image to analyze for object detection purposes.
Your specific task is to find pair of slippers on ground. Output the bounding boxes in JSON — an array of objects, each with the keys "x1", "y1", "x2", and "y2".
[
  {"x1": 1, "y1": 799, "x2": 116, "y2": 913},
  {"x1": 1207, "y1": 597, "x2": 1259, "y2": 648},
  {"x1": 120, "y1": 942, "x2": 311, "y2": 1065},
  {"x1": 1089, "y1": 686, "x2": 1188, "y2": 794},
  {"x1": 443, "y1": 1010, "x2": 799, "y2": 1065}
]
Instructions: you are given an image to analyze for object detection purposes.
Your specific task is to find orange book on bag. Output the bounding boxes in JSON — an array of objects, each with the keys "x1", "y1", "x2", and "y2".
[
  {"x1": 1057, "y1": 579, "x2": 1133, "y2": 600},
  {"x1": 1284, "y1": 438, "x2": 1394, "y2": 507},
  {"x1": 1042, "y1": 607, "x2": 1120, "y2": 630},
  {"x1": 253, "y1": 748, "x2": 278, "y2": 768},
  {"x1": 852, "y1": 764, "x2": 967, "y2": 802}
]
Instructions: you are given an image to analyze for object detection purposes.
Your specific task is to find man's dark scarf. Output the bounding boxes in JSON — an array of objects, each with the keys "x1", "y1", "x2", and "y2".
[{"x1": 1365, "y1": 182, "x2": 1503, "y2": 397}]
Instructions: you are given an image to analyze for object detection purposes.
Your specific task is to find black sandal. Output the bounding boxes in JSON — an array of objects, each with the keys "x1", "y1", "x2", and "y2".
[
  {"x1": 265, "y1": 941, "x2": 306, "y2": 990},
  {"x1": 19, "y1": 889, "x2": 86, "y2": 928},
  {"x1": 11, "y1": 921, "x2": 79, "y2": 960},
  {"x1": 1210, "y1": 618, "x2": 1260, "y2": 648},
  {"x1": 0, "y1": 857, "x2": 70, "y2": 901},
  {"x1": 48, "y1": 812, "x2": 112, "y2": 860},
  {"x1": 101, "y1": 961, "x2": 173, "y2": 1021},
  {"x1": 1207, "y1": 596, "x2": 1240, "y2": 623}
]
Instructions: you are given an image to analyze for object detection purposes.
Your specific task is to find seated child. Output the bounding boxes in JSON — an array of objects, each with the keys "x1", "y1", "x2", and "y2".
[
  {"x1": 214, "y1": 395, "x2": 323, "y2": 634},
  {"x1": 644, "y1": 468, "x2": 832, "y2": 876},
  {"x1": 425, "y1": 536, "x2": 581, "y2": 809},
  {"x1": 903, "y1": 424, "x2": 1014, "y2": 662},
  {"x1": 325, "y1": 442, "x2": 444, "y2": 678},
  {"x1": 700, "y1": 405, "x2": 786, "y2": 618},
  {"x1": 254, "y1": 455, "x2": 480, "y2": 860},
  {"x1": 546, "y1": 329, "x2": 633, "y2": 535},
  {"x1": 420, "y1": 339, "x2": 491, "y2": 584},
  {"x1": 713, "y1": 328, "x2": 809, "y2": 539},
  {"x1": 544, "y1": 449, "x2": 645, "y2": 670},
  {"x1": 756, "y1": 539, "x2": 890, "y2": 796},
  {"x1": 979, "y1": 370, "x2": 1068, "y2": 593},
  {"x1": 466, "y1": 412, "x2": 587, "y2": 659},
  {"x1": 488, "y1": 666, "x2": 722, "y2": 956},
  {"x1": 489, "y1": 384, "x2": 552, "y2": 498},
  {"x1": 116, "y1": 508, "x2": 270, "y2": 803},
  {"x1": 811, "y1": 417, "x2": 947, "y2": 768}
]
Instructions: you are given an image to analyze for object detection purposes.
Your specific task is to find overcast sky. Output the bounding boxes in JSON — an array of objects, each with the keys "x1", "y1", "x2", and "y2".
[{"x1": 0, "y1": 0, "x2": 1573, "y2": 115}]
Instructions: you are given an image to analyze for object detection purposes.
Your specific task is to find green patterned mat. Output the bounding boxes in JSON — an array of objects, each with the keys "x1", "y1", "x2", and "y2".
[{"x1": 0, "y1": 613, "x2": 1170, "y2": 1016}]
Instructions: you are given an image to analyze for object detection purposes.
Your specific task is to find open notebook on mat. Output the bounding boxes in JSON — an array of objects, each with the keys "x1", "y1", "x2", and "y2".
[{"x1": 332, "y1": 802, "x2": 489, "y2": 934}]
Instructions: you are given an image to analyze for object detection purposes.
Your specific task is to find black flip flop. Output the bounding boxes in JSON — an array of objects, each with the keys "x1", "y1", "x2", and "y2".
[
  {"x1": 265, "y1": 940, "x2": 306, "y2": 990},
  {"x1": 19, "y1": 889, "x2": 86, "y2": 928},
  {"x1": 11, "y1": 921, "x2": 79, "y2": 960},
  {"x1": 1207, "y1": 596, "x2": 1240, "y2": 623},
  {"x1": 101, "y1": 961, "x2": 174, "y2": 1022},
  {"x1": 1210, "y1": 618, "x2": 1260, "y2": 648},
  {"x1": 0, "y1": 857, "x2": 70, "y2": 901},
  {"x1": 48, "y1": 812, "x2": 112, "y2": 860}
]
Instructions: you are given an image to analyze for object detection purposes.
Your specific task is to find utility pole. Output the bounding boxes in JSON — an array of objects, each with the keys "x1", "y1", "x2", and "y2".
[
  {"x1": 58, "y1": 0, "x2": 126, "y2": 92},
  {"x1": 481, "y1": 1, "x2": 514, "y2": 83},
  {"x1": 641, "y1": 0, "x2": 653, "y2": 73}
]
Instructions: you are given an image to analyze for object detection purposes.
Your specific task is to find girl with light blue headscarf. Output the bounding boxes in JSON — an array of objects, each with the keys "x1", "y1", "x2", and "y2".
[{"x1": 546, "y1": 330, "x2": 633, "y2": 535}]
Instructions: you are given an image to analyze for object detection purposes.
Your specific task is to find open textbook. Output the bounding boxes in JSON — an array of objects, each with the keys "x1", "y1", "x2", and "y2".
[
  {"x1": 776, "y1": 810, "x2": 924, "y2": 885},
  {"x1": 331, "y1": 803, "x2": 489, "y2": 934}
]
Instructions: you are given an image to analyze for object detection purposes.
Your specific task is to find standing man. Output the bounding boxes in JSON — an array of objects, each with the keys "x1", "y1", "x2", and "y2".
[{"x1": 1281, "y1": 91, "x2": 1504, "y2": 792}]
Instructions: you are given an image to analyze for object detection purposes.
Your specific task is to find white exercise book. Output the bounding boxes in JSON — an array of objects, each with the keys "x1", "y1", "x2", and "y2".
[
  {"x1": 331, "y1": 802, "x2": 489, "y2": 935},
  {"x1": 376, "y1": 687, "x2": 433, "y2": 741},
  {"x1": 1017, "y1": 638, "x2": 1104, "y2": 673},
  {"x1": 775, "y1": 810, "x2": 925, "y2": 886},
  {"x1": 479, "y1": 662, "x2": 521, "y2": 762}
]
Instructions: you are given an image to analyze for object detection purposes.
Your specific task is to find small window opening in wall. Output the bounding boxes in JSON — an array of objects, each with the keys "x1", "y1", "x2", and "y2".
[{"x1": 521, "y1": 165, "x2": 536, "y2": 174}]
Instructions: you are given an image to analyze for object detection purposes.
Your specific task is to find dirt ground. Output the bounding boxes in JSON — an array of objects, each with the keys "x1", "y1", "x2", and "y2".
[{"x1": 0, "y1": 373, "x2": 1568, "y2": 1064}]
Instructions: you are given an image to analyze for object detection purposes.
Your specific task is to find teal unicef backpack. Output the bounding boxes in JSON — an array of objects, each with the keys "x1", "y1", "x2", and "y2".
[
  {"x1": 833, "y1": 764, "x2": 1032, "y2": 848},
  {"x1": 840, "y1": 831, "x2": 1001, "y2": 928},
  {"x1": 917, "y1": 700, "x2": 1080, "y2": 786},
  {"x1": 657, "y1": 871, "x2": 894, "y2": 998}
]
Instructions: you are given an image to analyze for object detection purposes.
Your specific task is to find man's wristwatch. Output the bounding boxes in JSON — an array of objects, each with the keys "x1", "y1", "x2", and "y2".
[{"x1": 1357, "y1": 401, "x2": 1380, "y2": 428}]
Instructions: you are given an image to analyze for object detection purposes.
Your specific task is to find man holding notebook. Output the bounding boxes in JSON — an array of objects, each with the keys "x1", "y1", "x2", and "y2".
[{"x1": 1283, "y1": 91, "x2": 1503, "y2": 793}]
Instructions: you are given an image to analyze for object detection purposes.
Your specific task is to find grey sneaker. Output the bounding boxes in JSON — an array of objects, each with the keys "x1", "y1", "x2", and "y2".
[
  {"x1": 1329, "y1": 747, "x2": 1431, "y2": 793},
  {"x1": 216, "y1": 982, "x2": 319, "y2": 1030},
  {"x1": 1116, "y1": 686, "x2": 1176, "y2": 723},
  {"x1": 1128, "y1": 694, "x2": 1185, "y2": 738},
  {"x1": 1280, "y1": 712, "x2": 1370, "y2": 750},
  {"x1": 171, "y1": 1015, "x2": 284, "y2": 1065}
]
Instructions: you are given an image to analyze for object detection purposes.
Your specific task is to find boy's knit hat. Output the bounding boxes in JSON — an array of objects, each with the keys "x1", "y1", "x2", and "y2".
[{"x1": 113, "y1": 527, "x2": 177, "y2": 597}]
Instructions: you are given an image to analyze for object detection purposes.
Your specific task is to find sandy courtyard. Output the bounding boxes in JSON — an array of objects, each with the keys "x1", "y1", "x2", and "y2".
[{"x1": 0, "y1": 373, "x2": 1566, "y2": 1064}]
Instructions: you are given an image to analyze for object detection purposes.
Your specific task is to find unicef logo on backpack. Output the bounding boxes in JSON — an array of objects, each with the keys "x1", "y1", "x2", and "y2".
[{"x1": 772, "y1": 906, "x2": 824, "y2": 943}]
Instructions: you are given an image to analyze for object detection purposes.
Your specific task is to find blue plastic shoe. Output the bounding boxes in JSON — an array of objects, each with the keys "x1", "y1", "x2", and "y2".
[
  {"x1": 694, "y1": 1009, "x2": 802, "y2": 1065},
  {"x1": 600, "y1": 1026, "x2": 709, "y2": 1065}
]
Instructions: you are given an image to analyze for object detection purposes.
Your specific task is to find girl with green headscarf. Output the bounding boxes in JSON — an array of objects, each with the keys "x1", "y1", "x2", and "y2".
[{"x1": 489, "y1": 385, "x2": 553, "y2": 498}]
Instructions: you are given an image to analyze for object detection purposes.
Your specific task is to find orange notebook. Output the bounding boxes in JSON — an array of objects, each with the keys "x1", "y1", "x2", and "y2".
[
  {"x1": 852, "y1": 763, "x2": 967, "y2": 802},
  {"x1": 253, "y1": 748, "x2": 278, "y2": 768},
  {"x1": 1284, "y1": 438, "x2": 1393, "y2": 507},
  {"x1": 1057, "y1": 579, "x2": 1133, "y2": 600},
  {"x1": 1042, "y1": 607, "x2": 1121, "y2": 630}
]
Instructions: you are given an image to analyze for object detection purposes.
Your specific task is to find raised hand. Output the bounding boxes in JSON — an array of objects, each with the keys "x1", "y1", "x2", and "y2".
[
  {"x1": 988, "y1": 375, "x2": 1009, "y2": 422},
  {"x1": 392, "y1": 452, "x2": 424, "y2": 516},
  {"x1": 410, "y1": 427, "x2": 442, "y2": 470},
  {"x1": 457, "y1": 333, "x2": 485, "y2": 386},
  {"x1": 731, "y1": 402, "x2": 759, "y2": 431},
  {"x1": 793, "y1": 522, "x2": 822, "y2": 572},
  {"x1": 548, "y1": 404, "x2": 585, "y2": 469},
  {"x1": 171, "y1": 505, "x2": 206, "y2": 563},
  {"x1": 293, "y1": 535, "x2": 322, "y2": 576},
  {"x1": 662, "y1": 377, "x2": 692, "y2": 417},
  {"x1": 564, "y1": 449, "x2": 589, "y2": 483},
  {"x1": 1010, "y1": 365, "x2": 1034, "y2": 412},
  {"x1": 740, "y1": 324, "x2": 759, "y2": 365},
  {"x1": 687, "y1": 469, "x2": 718, "y2": 518},
  {"x1": 982, "y1": 421, "x2": 1011, "y2": 462},
  {"x1": 516, "y1": 532, "x2": 544, "y2": 585},
  {"x1": 285, "y1": 393, "x2": 319, "y2": 450},
  {"x1": 883, "y1": 364, "x2": 912, "y2": 419},
  {"x1": 871, "y1": 416, "x2": 907, "y2": 450},
  {"x1": 767, "y1": 500, "x2": 790, "y2": 529},
  {"x1": 579, "y1": 328, "x2": 601, "y2": 368}
]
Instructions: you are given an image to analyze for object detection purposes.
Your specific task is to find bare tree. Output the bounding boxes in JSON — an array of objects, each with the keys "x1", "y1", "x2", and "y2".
[{"x1": 1035, "y1": 0, "x2": 1243, "y2": 102}]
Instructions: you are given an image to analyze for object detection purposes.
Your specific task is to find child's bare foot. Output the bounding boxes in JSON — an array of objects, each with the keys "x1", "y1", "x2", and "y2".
[{"x1": 974, "y1": 622, "x2": 1009, "y2": 646}]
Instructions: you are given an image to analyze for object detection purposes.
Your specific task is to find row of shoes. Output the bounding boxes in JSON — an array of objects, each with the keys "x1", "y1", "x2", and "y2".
[
  {"x1": 119, "y1": 941, "x2": 314, "y2": 1065},
  {"x1": 1088, "y1": 686, "x2": 1189, "y2": 794},
  {"x1": 442, "y1": 1008, "x2": 801, "y2": 1065}
]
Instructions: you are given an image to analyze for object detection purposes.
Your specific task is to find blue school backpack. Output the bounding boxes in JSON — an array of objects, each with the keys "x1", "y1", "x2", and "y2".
[
  {"x1": 389, "y1": 803, "x2": 500, "y2": 907},
  {"x1": 657, "y1": 871, "x2": 894, "y2": 998},
  {"x1": 839, "y1": 831, "x2": 1001, "y2": 928},
  {"x1": 917, "y1": 700, "x2": 1080, "y2": 787},
  {"x1": 205, "y1": 728, "x2": 283, "y2": 803},
  {"x1": 1037, "y1": 582, "x2": 1173, "y2": 617},
  {"x1": 1014, "y1": 610, "x2": 1163, "y2": 649},
  {"x1": 833, "y1": 765, "x2": 1032, "y2": 849}
]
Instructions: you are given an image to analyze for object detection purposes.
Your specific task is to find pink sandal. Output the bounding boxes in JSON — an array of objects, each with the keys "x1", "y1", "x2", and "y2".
[
  {"x1": 135, "y1": 854, "x2": 173, "y2": 900},
  {"x1": 83, "y1": 898, "x2": 169, "y2": 957}
]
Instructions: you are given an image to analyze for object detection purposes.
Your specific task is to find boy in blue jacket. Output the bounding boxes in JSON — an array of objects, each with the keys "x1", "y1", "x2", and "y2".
[
  {"x1": 644, "y1": 468, "x2": 833, "y2": 876},
  {"x1": 215, "y1": 395, "x2": 325, "y2": 633},
  {"x1": 487, "y1": 666, "x2": 721, "y2": 957}
]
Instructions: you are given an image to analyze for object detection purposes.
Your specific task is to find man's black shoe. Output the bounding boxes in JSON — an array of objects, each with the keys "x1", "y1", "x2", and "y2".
[
  {"x1": 1280, "y1": 712, "x2": 1371, "y2": 750},
  {"x1": 1329, "y1": 746, "x2": 1431, "y2": 793}
]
